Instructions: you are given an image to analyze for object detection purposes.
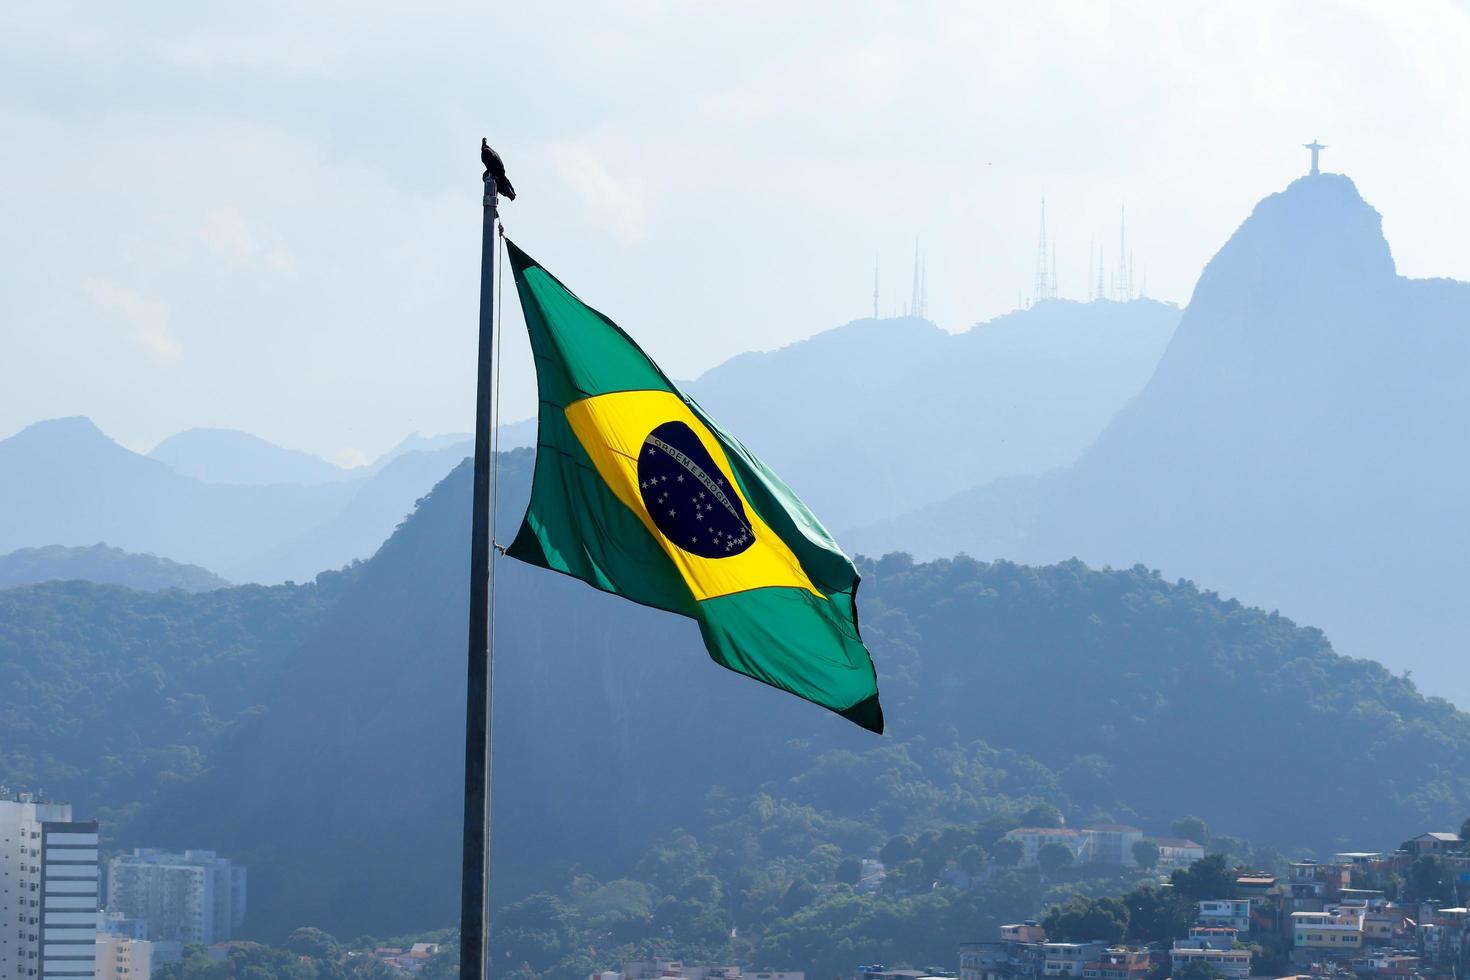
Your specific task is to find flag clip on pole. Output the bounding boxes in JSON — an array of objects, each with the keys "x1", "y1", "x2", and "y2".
[{"x1": 460, "y1": 173, "x2": 498, "y2": 980}]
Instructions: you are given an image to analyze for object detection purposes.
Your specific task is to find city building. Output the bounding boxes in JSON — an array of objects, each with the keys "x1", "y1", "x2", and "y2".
[
  {"x1": 1292, "y1": 907, "x2": 1365, "y2": 953},
  {"x1": 1196, "y1": 899, "x2": 1251, "y2": 933},
  {"x1": 1168, "y1": 945, "x2": 1250, "y2": 979},
  {"x1": 1001, "y1": 829, "x2": 1083, "y2": 867},
  {"x1": 96, "y1": 912, "x2": 147, "y2": 941},
  {"x1": 1041, "y1": 942, "x2": 1106, "y2": 977},
  {"x1": 1151, "y1": 838, "x2": 1204, "y2": 870},
  {"x1": 605, "y1": 964, "x2": 804, "y2": 980},
  {"x1": 1178, "y1": 926, "x2": 1238, "y2": 950},
  {"x1": 1232, "y1": 872, "x2": 1279, "y2": 900},
  {"x1": 853, "y1": 968, "x2": 949, "y2": 980},
  {"x1": 1, "y1": 792, "x2": 99, "y2": 980},
  {"x1": 1404, "y1": 833, "x2": 1465, "y2": 858},
  {"x1": 1000, "y1": 924, "x2": 1046, "y2": 945},
  {"x1": 95, "y1": 934, "x2": 151, "y2": 980},
  {"x1": 1286, "y1": 861, "x2": 1350, "y2": 912},
  {"x1": 960, "y1": 924, "x2": 1048, "y2": 980},
  {"x1": 373, "y1": 943, "x2": 441, "y2": 974},
  {"x1": 1079, "y1": 827, "x2": 1143, "y2": 867},
  {"x1": 858, "y1": 859, "x2": 887, "y2": 894},
  {"x1": 1078, "y1": 948, "x2": 1147, "y2": 980},
  {"x1": 106, "y1": 850, "x2": 245, "y2": 945}
]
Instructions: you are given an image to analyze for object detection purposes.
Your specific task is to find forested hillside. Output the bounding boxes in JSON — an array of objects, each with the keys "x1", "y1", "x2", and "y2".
[
  {"x1": 4, "y1": 460, "x2": 1468, "y2": 947},
  {"x1": 0, "y1": 573, "x2": 344, "y2": 834},
  {"x1": 3, "y1": 454, "x2": 1458, "y2": 943}
]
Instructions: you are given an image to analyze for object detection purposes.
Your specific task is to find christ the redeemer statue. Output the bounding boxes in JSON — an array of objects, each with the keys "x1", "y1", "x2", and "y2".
[{"x1": 1304, "y1": 140, "x2": 1326, "y2": 176}]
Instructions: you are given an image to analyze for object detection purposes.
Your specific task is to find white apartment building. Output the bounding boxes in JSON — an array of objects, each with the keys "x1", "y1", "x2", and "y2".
[
  {"x1": 1001, "y1": 829, "x2": 1084, "y2": 866},
  {"x1": 1168, "y1": 947, "x2": 1250, "y2": 979},
  {"x1": 94, "y1": 935, "x2": 150, "y2": 980},
  {"x1": 1197, "y1": 899, "x2": 1251, "y2": 933},
  {"x1": 1, "y1": 793, "x2": 99, "y2": 980},
  {"x1": 105, "y1": 851, "x2": 245, "y2": 945}
]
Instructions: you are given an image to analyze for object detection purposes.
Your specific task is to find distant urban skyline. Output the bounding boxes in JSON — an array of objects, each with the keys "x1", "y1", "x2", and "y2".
[{"x1": 4, "y1": 3, "x2": 1469, "y2": 464}]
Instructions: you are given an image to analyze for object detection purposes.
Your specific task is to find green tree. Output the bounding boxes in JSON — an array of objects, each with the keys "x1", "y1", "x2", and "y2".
[
  {"x1": 956, "y1": 844, "x2": 987, "y2": 876},
  {"x1": 992, "y1": 838, "x2": 1025, "y2": 867},
  {"x1": 835, "y1": 856, "x2": 862, "y2": 885},
  {"x1": 1044, "y1": 895, "x2": 1128, "y2": 944},
  {"x1": 778, "y1": 877, "x2": 818, "y2": 915},
  {"x1": 1171, "y1": 816, "x2": 1209, "y2": 844},
  {"x1": 1037, "y1": 842, "x2": 1075, "y2": 877},
  {"x1": 1460, "y1": 816, "x2": 1470, "y2": 842},
  {"x1": 1022, "y1": 802, "x2": 1064, "y2": 827},
  {"x1": 1171, "y1": 855, "x2": 1234, "y2": 905},
  {"x1": 880, "y1": 834, "x2": 915, "y2": 866},
  {"x1": 1132, "y1": 840, "x2": 1160, "y2": 870},
  {"x1": 491, "y1": 893, "x2": 578, "y2": 974},
  {"x1": 285, "y1": 928, "x2": 340, "y2": 961},
  {"x1": 1174, "y1": 958, "x2": 1221, "y2": 980},
  {"x1": 1123, "y1": 884, "x2": 1186, "y2": 943},
  {"x1": 1405, "y1": 855, "x2": 1452, "y2": 903},
  {"x1": 1206, "y1": 836, "x2": 1249, "y2": 864}
]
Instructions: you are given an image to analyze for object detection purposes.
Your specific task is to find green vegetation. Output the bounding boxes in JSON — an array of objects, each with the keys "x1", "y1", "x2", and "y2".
[
  {"x1": 153, "y1": 931, "x2": 457, "y2": 980},
  {"x1": 4, "y1": 459, "x2": 1470, "y2": 962},
  {"x1": 0, "y1": 570, "x2": 353, "y2": 842}
]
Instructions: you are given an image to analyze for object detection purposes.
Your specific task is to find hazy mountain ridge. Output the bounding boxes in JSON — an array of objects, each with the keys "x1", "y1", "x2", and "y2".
[
  {"x1": 1, "y1": 295, "x2": 1176, "y2": 586},
  {"x1": 0, "y1": 417, "x2": 345, "y2": 573},
  {"x1": 0, "y1": 543, "x2": 230, "y2": 592},
  {"x1": 0, "y1": 418, "x2": 467, "y2": 585},
  {"x1": 684, "y1": 300, "x2": 1179, "y2": 529},
  {"x1": 103, "y1": 458, "x2": 1469, "y2": 939},
  {"x1": 850, "y1": 174, "x2": 1470, "y2": 706},
  {"x1": 149, "y1": 428, "x2": 351, "y2": 486},
  {"x1": 226, "y1": 442, "x2": 472, "y2": 583}
]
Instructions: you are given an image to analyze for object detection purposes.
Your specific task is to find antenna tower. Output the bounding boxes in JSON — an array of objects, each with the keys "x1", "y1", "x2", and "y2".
[
  {"x1": 910, "y1": 239, "x2": 922, "y2": 317},
  {"x1": 1032, "y1": 199, "x2": 1050, "y2": 306}
]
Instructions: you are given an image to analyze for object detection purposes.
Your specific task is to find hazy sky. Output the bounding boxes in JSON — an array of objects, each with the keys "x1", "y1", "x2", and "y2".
[{"x1": 3, "y1": 2, "x2": 1469, "y2": 465}]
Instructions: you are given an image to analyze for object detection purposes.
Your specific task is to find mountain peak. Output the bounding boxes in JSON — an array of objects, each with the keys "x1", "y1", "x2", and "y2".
[
  {"x1": 150, "y1": 428, "x2": 345, "y2": 486},
  {"x1": 6, "y1": 416, "x2": 117, "y2": 451},
  {"x1": 1190, "y1": 173, "x2": 1395, "y2": 312}
]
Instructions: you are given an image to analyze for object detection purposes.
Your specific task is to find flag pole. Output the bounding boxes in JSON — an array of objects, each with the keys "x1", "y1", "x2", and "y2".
[{"x1": 460, "y1": 173, "x2": 499, "y2": 980}]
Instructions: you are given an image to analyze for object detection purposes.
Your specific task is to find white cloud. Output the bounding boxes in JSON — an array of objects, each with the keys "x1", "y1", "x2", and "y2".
[
  {"x1": 83, "y1": 280, "x2": 182, "y2": 363},
  {"x1": 200, "y1": 206, "x2": 259, "y2": 261},
  {"x1": 546, "y1": 141, "x2": 651, "y2": 243}
]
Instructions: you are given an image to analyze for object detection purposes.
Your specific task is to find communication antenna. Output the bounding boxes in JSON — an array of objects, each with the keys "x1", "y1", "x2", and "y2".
[
  {"x1": 1032, "y1": 199, "x2": 1049, "y2": 306},
  {"x1": 910, "y1": 238, "x2": 922, "y2": 317}
]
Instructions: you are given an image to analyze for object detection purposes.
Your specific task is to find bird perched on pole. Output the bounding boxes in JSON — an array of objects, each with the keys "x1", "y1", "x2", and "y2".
[{"x1": 481, "y1": 139, "x2": 516, "y2": 200}]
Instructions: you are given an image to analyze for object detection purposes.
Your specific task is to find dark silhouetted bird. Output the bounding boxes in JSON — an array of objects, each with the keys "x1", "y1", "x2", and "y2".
[{"x1": 481, "y1": 139, "x2": 516, "y2": 200}]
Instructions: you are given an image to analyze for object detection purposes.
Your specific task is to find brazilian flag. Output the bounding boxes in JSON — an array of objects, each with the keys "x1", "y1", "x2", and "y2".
[{"x1": 504, "y1": 240, "x2": 884, "y2": 733}]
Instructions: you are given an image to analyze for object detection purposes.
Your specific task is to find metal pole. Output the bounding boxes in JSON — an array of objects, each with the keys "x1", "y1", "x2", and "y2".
[{"x1": 460, "y1": 174, "x2": 498, "y2": 980}]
